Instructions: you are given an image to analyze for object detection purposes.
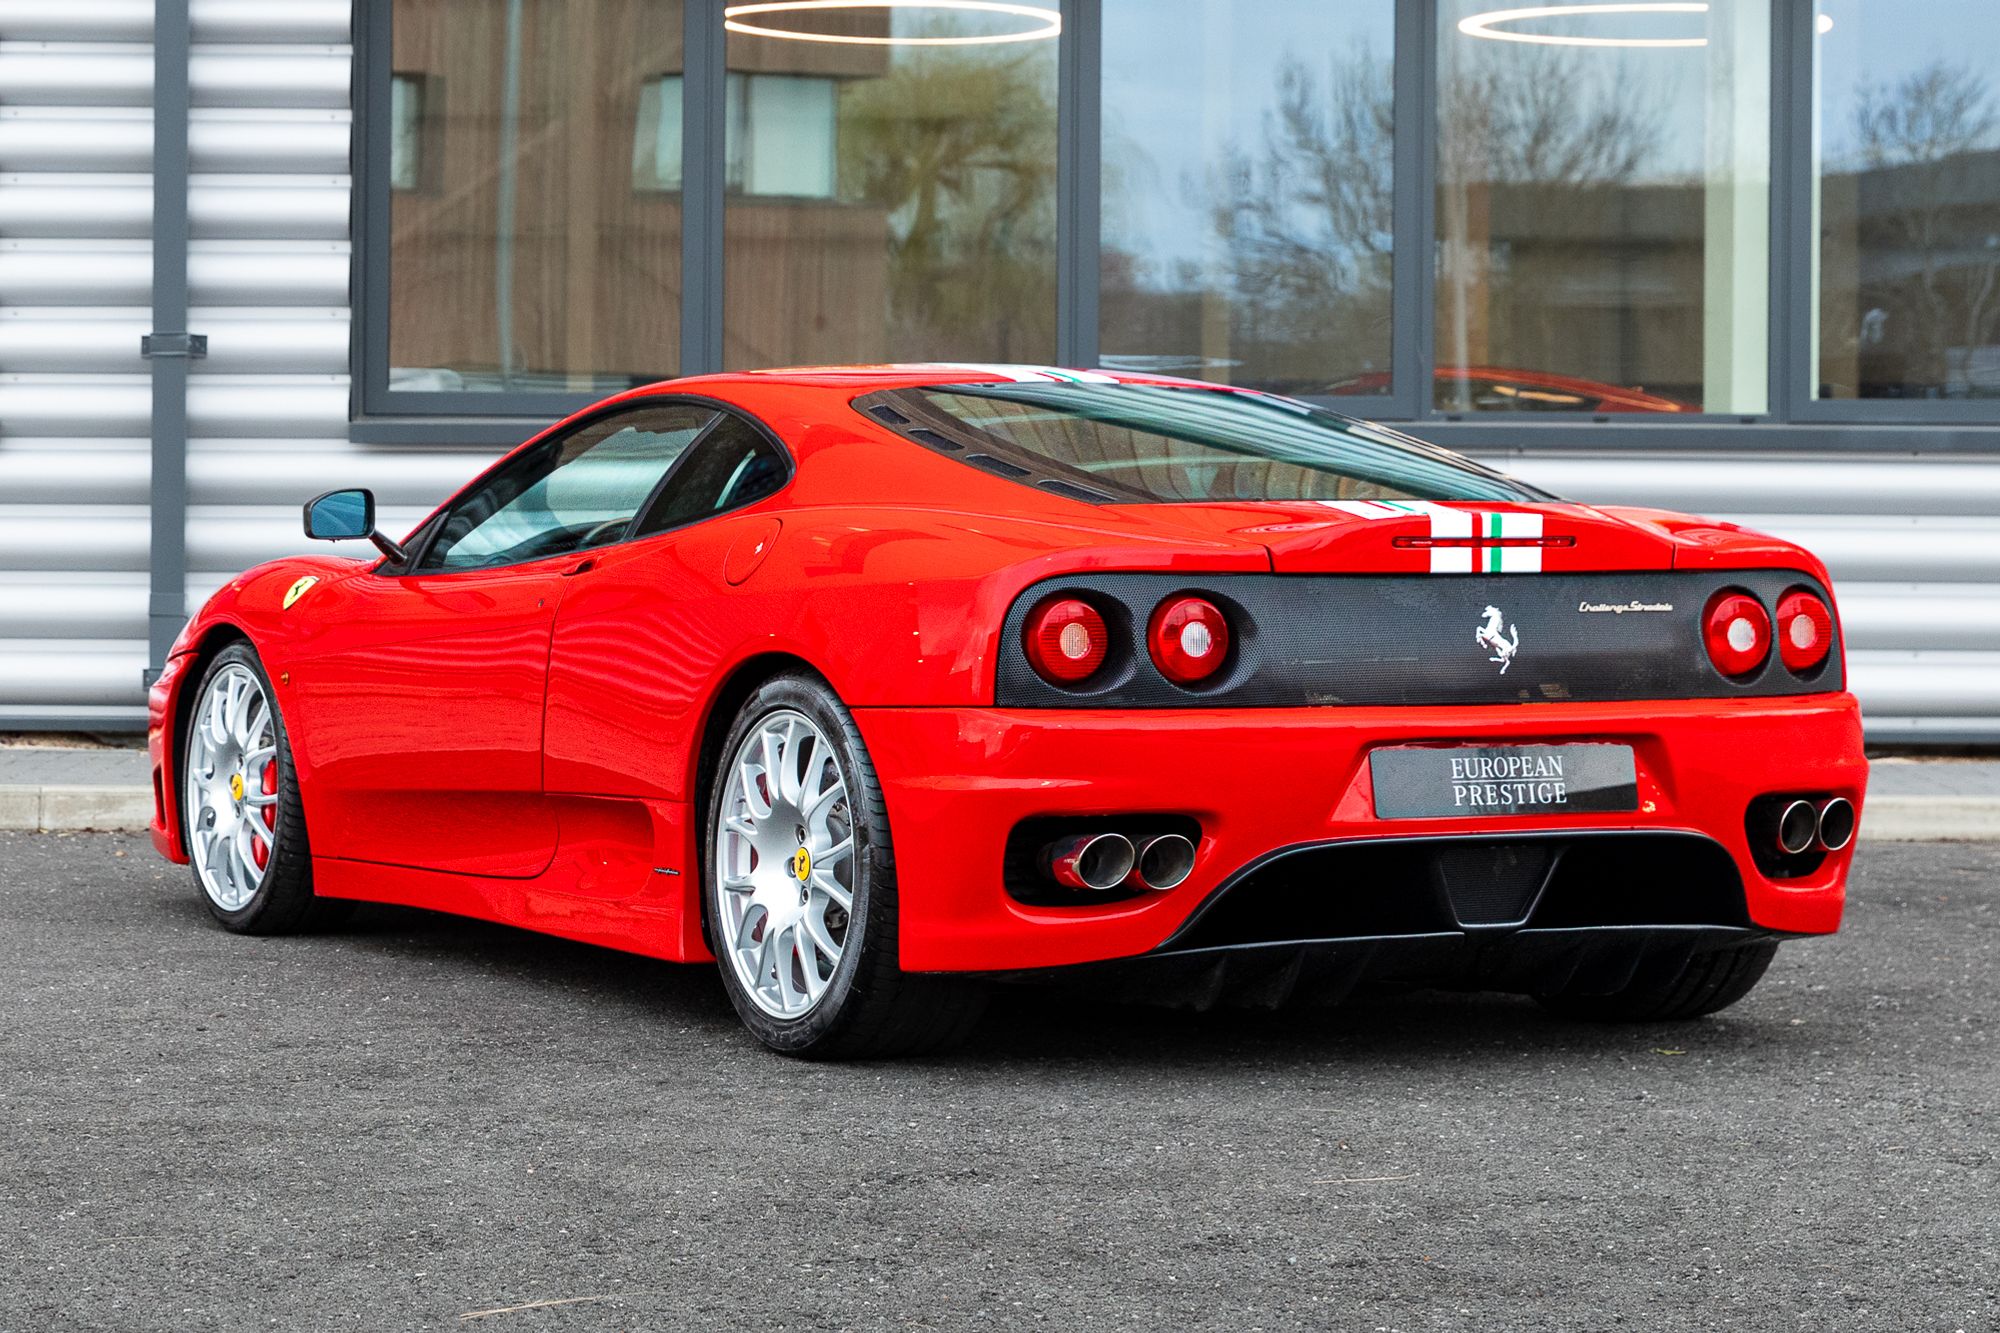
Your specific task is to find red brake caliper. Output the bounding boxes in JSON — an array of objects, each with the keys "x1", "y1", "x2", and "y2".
[{"x1": 252, "y1": 760, "x2": 277, "y2": 869}]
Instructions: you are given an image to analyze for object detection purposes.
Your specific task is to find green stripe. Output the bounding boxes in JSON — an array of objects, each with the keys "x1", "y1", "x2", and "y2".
[{"x1": 1487, "y1": 512, "x2": 1502, "y2": 571}]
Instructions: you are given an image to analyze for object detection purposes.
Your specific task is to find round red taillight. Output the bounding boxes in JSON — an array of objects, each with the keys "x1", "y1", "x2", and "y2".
[
  {"x1": 1147, "y1": 595, "x2": 1232, "y2": 686},
  {"x1": 1024, "y1": 597, "x2": 1108, "y2": 684},
  {"x1": 1703, "y1": 590, "x2": 1771, "y2": 678},
  {"x1": 1775, "y1": 589, "x2": 1834, "y2": 674}
]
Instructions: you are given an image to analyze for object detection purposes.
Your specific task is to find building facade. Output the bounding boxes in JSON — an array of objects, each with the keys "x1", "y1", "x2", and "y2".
[{"x1": 2, "y1": 0, "x2": 1997, "y2": 737}]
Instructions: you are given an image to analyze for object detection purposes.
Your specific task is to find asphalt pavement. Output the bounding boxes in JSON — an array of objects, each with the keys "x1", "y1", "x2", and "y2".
[{"x1": 1, "y1": 832, "x2": 1994, "y2": 1332}]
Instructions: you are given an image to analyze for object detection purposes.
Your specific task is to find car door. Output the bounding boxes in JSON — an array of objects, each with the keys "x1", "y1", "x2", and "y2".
[
  {"x1": 288, "y1": 401, "x2": 719, "y2": 877},
  {"x1": 543, "y1": 409, "x2": 792, "y2": 809}
]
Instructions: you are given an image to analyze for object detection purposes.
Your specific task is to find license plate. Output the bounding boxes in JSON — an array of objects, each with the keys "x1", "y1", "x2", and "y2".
[{"x1": 1369, "y1": 743, "x2": 1638, "y2": 820}]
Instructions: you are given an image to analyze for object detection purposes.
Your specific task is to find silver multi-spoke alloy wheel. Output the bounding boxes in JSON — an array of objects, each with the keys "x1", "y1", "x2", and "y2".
[
  {"x1": 715, "y1": 708, "x2": 856, "y2": 1020},
  {"x1": 184, "y1": 662, "x2": 280, "y2": 912}
]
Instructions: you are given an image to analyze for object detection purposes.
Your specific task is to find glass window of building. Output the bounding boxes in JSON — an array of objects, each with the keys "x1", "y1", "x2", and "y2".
[
  {"x1": 632, "y1": 74, "x2": 685, "y2": 193},
  {"x1": 388, "y1": 0, "x2": 684, "y2": 394},
  {"x1": 721, "y1": 2, "x2": 1060, "y2": 369},
  {"x1": 1814, "y1": 0, "x2": 2000, "y2": 401},
  {"x1": 1099, "y1": 0, "x2": 1395, "y2": 396},
  {"x1": 1435, "y1": 0, "x2": 1770, "y2": 415},
  {"x1": 389, "y1": 73, "x2": 428, "y2": 192}
]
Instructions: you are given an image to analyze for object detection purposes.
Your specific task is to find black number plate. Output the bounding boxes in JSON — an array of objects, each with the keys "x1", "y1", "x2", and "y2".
[{"x1": 1369, "y1": 743, "x2": 1638, "y2": 820}]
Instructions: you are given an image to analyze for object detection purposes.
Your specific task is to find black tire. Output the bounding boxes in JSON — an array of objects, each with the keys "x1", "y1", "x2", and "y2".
[
  {"x1": 1535, "y1": 940, "x2": 1779, "y2": 1022},
  {"x1": 180, "y1": 642, "x2": 351, "y2": 935},
  {"x1": 703, "y1": 673, "x2": 986, "y2": 1059}
]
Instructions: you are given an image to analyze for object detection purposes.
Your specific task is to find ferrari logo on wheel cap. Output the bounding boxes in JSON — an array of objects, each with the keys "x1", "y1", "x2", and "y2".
[
  {"x1": 229, "y1": 772, "x2": 246, "y2": 802},
  {"x1": 790, "y1": 847, "x2": 812, "y2": 882}
]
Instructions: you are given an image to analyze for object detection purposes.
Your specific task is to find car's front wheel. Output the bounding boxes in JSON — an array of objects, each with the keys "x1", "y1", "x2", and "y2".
[
  {"x1": 181, "y1": 642, "x2": 346, "y2": 933},
  {"x1": 705, "y1": 674, "x2": 986, "y2": 1058}
]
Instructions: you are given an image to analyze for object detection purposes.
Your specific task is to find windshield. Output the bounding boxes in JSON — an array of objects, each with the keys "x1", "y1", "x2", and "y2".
[{"x1": 859, "y1": 383, "x2": 1547, "y2": 505}]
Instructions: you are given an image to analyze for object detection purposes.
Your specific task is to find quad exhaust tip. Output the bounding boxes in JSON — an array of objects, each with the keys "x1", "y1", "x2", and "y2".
[
  {"x1": 1770, "y1": 796, "x2": 1855, "y2": 856},
  {"x1": 1816, "y1": 797, "x2": 1856, "y2": 852},
  {"x1": 1131, "y1": 833, "x2": 1196, "y2": 891},
  {"x1": 1044, "y1": 832, "x2": 1135, "y2": 892},
  {"x1": 1041, "y1": 829, "x2": 1198, "y2": 892},
  {"x1": 1775, "y1": 799, "x2": 1819, "y2": 855}
]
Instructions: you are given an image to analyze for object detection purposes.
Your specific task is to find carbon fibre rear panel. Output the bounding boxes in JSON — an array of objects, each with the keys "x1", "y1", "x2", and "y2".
[{"x1": 995, "y1": 570, "x2": 1841, "y2": 707}]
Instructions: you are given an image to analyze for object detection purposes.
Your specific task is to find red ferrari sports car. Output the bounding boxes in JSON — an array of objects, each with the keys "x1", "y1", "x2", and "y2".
[{"x1": 148, "y1": 364, "x2": 1866, "y2": 1057}]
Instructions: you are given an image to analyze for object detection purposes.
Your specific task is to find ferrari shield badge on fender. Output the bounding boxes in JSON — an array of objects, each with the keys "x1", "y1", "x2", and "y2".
[{"x1": 282, "y1": 575, "x2": 319, "y2": 609}]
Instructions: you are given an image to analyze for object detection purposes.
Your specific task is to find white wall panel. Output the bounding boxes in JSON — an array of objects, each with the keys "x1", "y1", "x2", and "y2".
[
  {"x1": 0, "y1": 574, "x2": 145, "y2": 639},
  {"x1": 0, "y1": 45, "x2": 151, "y2": 106},
  {"x1": 0, "y1": 1, "x2": 347, "y2": 45},
  {"x1": 0, "y1": 642, "x2": 149, "y2": 713},
  {"x1": 0, "y1": 0, "x2": 149, "y2": 725},
  {"x1": 0, "y1": 442, "x2": 148, "y2": 504},
  {"x1": 0, "y1": 241, "x2": 149, "y2": 304},
  {"x1": 190, "y1": 243, "x2": 351, "y2": 306},
  {"x1": 0, "y1": 0, "x2": 152, "y2": 42},
  {"x1": 0, "y1": 377, "x2": 149, "y2": 436},
  {"x1": 190, "y1": 177, "x2": 350, "y2": 241},
  {"x1": 0, "y1": 310, "x2": 348, "y2": 374},
  {"x1": 0, "y1": 109, "x2": 349, "y2": 175},
  {"x1": 0, "y1": 177, "x2": 153, "y2": 236},
  {"x1": 0, "y1": 0, "x2": 382, "y2": 726}
]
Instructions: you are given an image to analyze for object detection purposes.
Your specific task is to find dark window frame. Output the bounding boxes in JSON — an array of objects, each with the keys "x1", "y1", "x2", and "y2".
[
  {"x1": 350, "y1": 0, "x2": 2000, "y2": 448},
  {"x1": 388, "y1": 393, "x2": 794, "y2": 576}
]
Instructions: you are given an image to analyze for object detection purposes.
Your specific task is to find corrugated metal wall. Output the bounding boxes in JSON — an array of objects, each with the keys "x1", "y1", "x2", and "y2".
[
  {"x1": 0, "y1": 5, "x2": 1993, "y2": 739},
  {"x1": 0, "y1": 0, "x2": 491, "y2": 725}
]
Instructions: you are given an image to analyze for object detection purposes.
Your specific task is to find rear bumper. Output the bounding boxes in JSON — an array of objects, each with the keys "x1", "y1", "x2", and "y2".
[{"x1": 854, "y1": 694, "x2": 1867, "y2": 972}]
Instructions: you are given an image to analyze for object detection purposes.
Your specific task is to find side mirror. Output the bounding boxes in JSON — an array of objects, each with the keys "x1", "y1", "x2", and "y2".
[{"x1": 303, "y1": 488, "x2": 407, "y2": 562}]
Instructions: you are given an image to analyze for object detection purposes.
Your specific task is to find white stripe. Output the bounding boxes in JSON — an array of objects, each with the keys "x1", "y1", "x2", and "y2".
[
  {"x1": 1427, "y1": 506, "x2": 1473, "y2": 539},
  {"x1": 1430, "y1": 506, "x2": 1476, "y2": 575},
  {"x1": 1319, "y1": 499, "x2": 1464, "y2": 523},
  {"x1": 1431, "y1": 545, "x2": 1473, "y2": 574},
  {"x1": 928, "y1": 363, "x2": 1120, "y2": 385},
  {"x1": 1497, "y1": 512, "x2": 1544, "y2": 573}
]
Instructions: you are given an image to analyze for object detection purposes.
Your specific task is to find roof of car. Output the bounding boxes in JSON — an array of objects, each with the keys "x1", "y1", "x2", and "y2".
[{"x1": 666, "y1": 363, "x2": 1225, "y2": 393}]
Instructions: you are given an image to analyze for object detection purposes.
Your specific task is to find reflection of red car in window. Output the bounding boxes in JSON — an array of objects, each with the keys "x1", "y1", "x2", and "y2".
[
  {"x1": 149, "y1": 365, "x2": 1856, "y2": 1058},
  {"x1": 1330, "y1": 367, "x2": 1696, "y2": 413}
]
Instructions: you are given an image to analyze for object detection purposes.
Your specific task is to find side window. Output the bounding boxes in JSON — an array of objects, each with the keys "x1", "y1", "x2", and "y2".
[
  {"x1": 630, "y1": 413, "x2": 788, "y2": 539},
  {"x1": 421, "y1": 404, "x2": 716, "y2": 572}
]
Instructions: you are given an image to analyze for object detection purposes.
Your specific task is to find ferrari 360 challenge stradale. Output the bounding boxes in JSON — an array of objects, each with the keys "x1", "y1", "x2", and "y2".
[{"x1": 148, "y1": 365, "x2": 1866, "y2": 1056}]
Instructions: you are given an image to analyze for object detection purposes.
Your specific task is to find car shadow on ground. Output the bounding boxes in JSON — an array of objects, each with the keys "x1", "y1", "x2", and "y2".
[{"x1": 205, "y1": 897, "x2": 1812, "y2": 1070}]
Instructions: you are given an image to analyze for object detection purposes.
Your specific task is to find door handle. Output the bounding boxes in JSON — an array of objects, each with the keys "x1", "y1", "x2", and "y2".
[{"x1": 563, "y1": 557, "x2": 596, "y2": 577}]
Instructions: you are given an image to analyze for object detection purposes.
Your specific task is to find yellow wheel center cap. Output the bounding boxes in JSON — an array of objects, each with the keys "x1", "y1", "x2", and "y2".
[
  {"x1": 229, "y1": 772, "x2": 246, "y2": 802},
  {"x1": 790, "y1": 847, "x2": 812, "y2": 883}
]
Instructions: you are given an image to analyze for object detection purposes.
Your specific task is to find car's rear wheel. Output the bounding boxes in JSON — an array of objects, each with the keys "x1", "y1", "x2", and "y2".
[
  {"x1": 182, "y1": 642, "x2": 346, "y2": 933},
  {"x1": 705, "y1": 673, "x2": 986, "y2": 1058},
  {"x1": 1534, "y1": 939, "x2": 1779, "y2": 1022}
]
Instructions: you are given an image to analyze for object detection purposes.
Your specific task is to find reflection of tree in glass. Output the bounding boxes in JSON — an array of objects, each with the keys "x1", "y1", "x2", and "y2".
[
  {"x1": 1434, "y1": 42, "x2": 1661, "y2": 410},
  {"x1": 1203, "y1": 53, "x2": 1394, "y2": 391},
  {"x1": 1440, "y1": 43, "x2": 1656, "y2": 190},
  {"x1": 1853, "y1": 61, "x2": 2000, "y2": 397},
  {"x1": 839, "y1": 46, "x2": 1056, "y2": 360}
]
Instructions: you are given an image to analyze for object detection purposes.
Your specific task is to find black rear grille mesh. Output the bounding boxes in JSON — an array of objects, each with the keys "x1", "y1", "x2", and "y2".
[{"x1": 1169, "y1": 832, "x2": 1748, "y2": 952}]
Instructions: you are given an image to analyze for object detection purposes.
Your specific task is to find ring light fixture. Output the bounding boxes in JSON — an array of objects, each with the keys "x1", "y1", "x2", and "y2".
[
  {"x1": 1457, "y1": 3, "x2": 1709, "y2": 49},
  {"x1": 723, "y1": 0, "x2": 1062, "y2": 47}
]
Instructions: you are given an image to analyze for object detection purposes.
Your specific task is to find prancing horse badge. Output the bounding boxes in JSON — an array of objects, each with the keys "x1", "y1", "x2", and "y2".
[{"x1": 1476, "y1": 605, "x2": 1520, "y2": 674}]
